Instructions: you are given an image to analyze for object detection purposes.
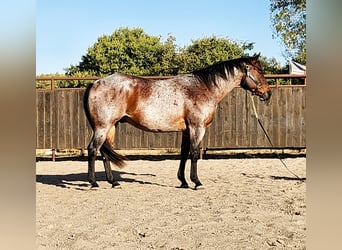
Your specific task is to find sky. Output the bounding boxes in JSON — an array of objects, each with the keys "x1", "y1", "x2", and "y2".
[{"x1": 36, "y1": 0, "x2": 286, "y2": 75}]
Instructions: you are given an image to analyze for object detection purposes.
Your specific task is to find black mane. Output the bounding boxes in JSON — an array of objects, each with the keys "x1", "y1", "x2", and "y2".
[{"x1": 192, "y1": 56, "x2": 251, "y2": 88}]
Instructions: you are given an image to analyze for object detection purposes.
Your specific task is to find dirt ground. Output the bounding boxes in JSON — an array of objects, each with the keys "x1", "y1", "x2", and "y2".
[{"x1": 36, "y1": 157, "x2": 306, "y2": 249}]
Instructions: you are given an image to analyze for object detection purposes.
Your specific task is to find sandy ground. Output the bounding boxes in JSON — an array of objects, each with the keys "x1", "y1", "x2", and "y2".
[{"x1": 36, "y1": 157, "x2": 306, "y2": 249}]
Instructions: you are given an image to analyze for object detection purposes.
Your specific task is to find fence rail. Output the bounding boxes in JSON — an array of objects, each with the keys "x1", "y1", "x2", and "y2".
[
  {"x1": 36, "y1": 75, "x2": 306, "y2": 154},
  {"x1": 36, "y1": 74, "x2": 306, "y2": 90}
]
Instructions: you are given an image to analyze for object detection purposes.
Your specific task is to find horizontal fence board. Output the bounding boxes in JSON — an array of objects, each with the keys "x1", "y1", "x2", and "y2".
[{"x1": 36, "y1": 86, "x2": 306, "y2": 150}]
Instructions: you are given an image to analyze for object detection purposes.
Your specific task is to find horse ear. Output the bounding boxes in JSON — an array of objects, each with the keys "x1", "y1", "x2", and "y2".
[
  {"x1": 253, "y1": 53, "x2": 261, "y2": 59},
  {"x1": 250, "y1": 53, "x2": 260, "y2": 63}
]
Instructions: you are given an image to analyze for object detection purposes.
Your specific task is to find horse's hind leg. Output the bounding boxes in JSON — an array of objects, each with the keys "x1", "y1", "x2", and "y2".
[
  {"x1": 101, "y1": 154, "x2": 120, "y2": 187},
  {"x1": 87, "y1": 135, "x2": 99, "y2": 188},
  {"x1": 101, "y1": 126, "x2": 120, "y2": 188},
  {"x1": 87, "y1": 128, "x2": 108, "y2": 188}
]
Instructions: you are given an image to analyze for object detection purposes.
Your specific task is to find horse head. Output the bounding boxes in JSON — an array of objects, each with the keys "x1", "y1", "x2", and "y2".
[{"x1": 241, "y1": 53, "x2": 271, "y2": 102}]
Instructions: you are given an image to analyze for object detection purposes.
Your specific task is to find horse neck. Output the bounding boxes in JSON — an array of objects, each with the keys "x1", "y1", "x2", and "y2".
[{"x1": 213, "y1": 68, "x2": 244, "y2": 102}]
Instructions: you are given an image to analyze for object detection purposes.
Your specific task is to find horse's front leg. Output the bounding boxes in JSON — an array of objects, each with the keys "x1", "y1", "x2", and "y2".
[
  {"x1": 177, "y1": 129, "x2": 190, "y2": 188},
  {"x1": 189, "y1": 126, "x2": 206, "y2": 189},
  {"x1": 190, "y1": 147, "x2": 202, "y2": 189}
]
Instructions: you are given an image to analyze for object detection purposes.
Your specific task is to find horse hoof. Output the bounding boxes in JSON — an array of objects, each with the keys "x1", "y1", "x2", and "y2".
[
  {"x1": 91, "y1": 182, "x2": 99, "y2": 188},
  {"x1": 178, "y1": 183, "x2": 189, "y2": 189},
  {"x1": 112, "y1": 182, "x2": 120, "y2": 188},
  {"x1": 194, "y1": 182, "x2": 202, "y2": 190}
]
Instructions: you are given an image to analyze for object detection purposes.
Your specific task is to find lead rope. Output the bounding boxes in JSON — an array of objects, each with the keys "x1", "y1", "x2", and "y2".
[{"x1": 249, "y1": 94, "x2": 302, "y2": 180}]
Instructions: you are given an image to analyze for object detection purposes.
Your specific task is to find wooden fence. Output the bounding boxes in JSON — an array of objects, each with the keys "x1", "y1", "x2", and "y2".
[{"x1": 36, "y1": 76, "x2": 306, "y2": 152}]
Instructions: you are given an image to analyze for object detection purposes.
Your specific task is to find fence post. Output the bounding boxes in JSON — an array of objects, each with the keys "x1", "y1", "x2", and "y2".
[
  {"x1": 51, "y1": 79, "x2": 55, "y2": 90},
  {"x1": 52, "y1": 148, "x2": 56, "y2": 161}
]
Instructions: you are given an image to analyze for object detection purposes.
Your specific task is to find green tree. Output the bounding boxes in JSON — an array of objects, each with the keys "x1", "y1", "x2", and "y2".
[
  {"x1": 177, "y1": 36, "x2": 253, "y2": 73},
  {"x1": 58, "y1": 27, "x2": 286, "y2": 88},
  {"x1": 259, "y1": 56, "x2": 284, "y2": 75},
  {"x1": 36, "y1": 72, "x2": 97, "y2": 88},
  {"x1": 36, "y1": 73, "x2": 66, "y2": 89},
  {"x1": 259, "y1": 56, "x2": 291, "y2": 85},
  {"x1": 66, "y1": 27, "x2": 178, "y2": 76},
  {"x1": 270, "y1": 0, "x2": 306, "y2": 64},
  {"x1": 152, "y1": 34, "x2": 180, "y2": 75}
]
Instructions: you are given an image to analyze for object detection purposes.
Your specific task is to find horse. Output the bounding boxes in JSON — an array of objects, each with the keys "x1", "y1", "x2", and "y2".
[{"x1": 83, "y1": 53, "x2": 271, "y2": 189}]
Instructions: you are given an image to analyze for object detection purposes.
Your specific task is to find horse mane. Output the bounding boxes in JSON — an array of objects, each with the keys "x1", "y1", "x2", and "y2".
[{"x1": 192, "y1": 56, "x2": 252, "y2": 88}]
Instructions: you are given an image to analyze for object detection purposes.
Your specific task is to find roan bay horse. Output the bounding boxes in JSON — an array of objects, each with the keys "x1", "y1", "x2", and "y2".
[{"x1": 83, "y1": 53, "x2": 271, "y2": 188}]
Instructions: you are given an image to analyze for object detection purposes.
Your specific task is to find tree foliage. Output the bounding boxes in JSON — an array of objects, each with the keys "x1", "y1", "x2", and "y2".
[
  {"x1": 36, "y1": 72, "x2": 96, "y2": 88},
  {"x1": 36, "y1": 27, "x2": 287, "y2": 88},
  {"x1": 66, "y1": 28, "x2": 254, "y2": 77},
  {"x1": 36, "y1": 73, "x2": 66, "y2": 89},
  {"x1": 67, "y1": 27, "x2": 178, "y2": 76},
  {"x1": 270, "y1": 0, "x2": 306, "y2": 64},
  {"x1": 177, "y1": 36, "x2": 253, "y2": 73}
]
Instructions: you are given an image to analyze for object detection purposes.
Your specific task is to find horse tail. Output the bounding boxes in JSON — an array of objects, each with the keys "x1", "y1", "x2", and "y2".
[
  {"x1": 83, "y1": 82, "x2": 127, "y2": 168},
  {"x1": 83, "y1": 83, "x2": 95, "y2": 130},
  {"x1": 100, "y1": 140, "x2": 127, "y2": 168}
]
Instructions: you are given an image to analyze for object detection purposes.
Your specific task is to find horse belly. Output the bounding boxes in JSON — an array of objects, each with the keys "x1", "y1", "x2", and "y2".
[
  {"x1": 132, "y1": 103, "x2": 186, "y2": 132},
  {"x1": 127, "y1": 82, "x2": 189, "y2": 132}
]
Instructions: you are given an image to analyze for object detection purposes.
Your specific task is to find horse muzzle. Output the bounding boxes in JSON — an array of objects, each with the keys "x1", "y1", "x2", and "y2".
[{"x1": 259, "y1": 89, "x2": 271, "y2": 102}]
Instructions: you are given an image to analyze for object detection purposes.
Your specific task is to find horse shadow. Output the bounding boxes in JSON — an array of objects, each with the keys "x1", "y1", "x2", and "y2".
[
  {"x1": 270, "y1": 175, "x2": 306, "y2": 181},
  {"x1": 36, "y1": 170, "x2": 168, "y2": 190},
  {"x1": 241, "y1": 173, "x2": 306, "y2": 182}
]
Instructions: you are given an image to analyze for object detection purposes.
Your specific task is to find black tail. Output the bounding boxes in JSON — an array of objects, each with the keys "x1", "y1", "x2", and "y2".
[
  {"x1": 83, "y1": 83, "x2": 95, "y2": 130},
  {"x1": 100, "y1": 140, "x2": 127, "y2": 168},
  {"x1": 83, "y1": 83, "x2": 127, "y2": 168}
]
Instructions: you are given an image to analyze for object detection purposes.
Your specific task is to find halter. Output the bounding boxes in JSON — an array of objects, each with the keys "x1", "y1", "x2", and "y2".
[{"x1": 245, "y1": 64, "x2": 263, "y2": 91}]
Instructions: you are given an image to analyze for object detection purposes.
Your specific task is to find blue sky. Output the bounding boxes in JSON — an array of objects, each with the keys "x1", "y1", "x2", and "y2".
[{"x1": 36, "y1": 0, "x2": 286, "y2": 75}]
